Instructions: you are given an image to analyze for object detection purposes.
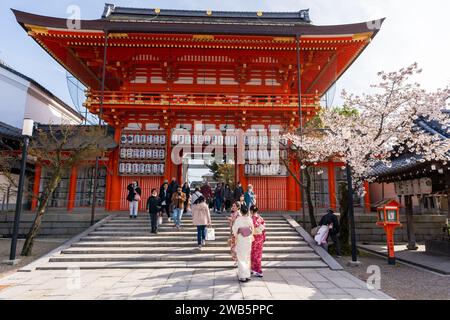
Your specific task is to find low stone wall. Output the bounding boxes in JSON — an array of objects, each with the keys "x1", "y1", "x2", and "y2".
[
  {"x1": 0, "y1": 212, "x2": 109, "y2": 238},
  {"x1": 285, "y1": 212, "x2": 447, "y2": 243}
]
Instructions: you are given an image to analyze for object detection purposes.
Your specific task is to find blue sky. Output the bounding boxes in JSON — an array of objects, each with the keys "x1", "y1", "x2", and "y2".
[{"x1": 1, "y1": 0, "x2": 449, "y2": 110}]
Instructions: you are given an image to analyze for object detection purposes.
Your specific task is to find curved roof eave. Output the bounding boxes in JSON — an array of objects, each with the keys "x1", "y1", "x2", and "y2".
[{"x1": 12, "y1": 9, "x2": 385, "y2": 37}]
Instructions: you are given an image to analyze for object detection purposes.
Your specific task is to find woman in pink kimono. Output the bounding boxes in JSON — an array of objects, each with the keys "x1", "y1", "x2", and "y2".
[
  {"x1": 228, "y1": 201, "x2": 242, "y2": 263},
  {"x1": 250, "y1": 206, "x2": 266, "y2": 277}
]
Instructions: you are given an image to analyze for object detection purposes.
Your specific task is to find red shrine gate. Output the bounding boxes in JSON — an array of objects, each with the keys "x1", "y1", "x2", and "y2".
[{"x1": 14, "y1": 5, "x2": 382, "y2": 212}]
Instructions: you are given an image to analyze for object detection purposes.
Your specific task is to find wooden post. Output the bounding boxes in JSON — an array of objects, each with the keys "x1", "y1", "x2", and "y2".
[
  {"x1": 405, "y1": 195, "x2": 418, "y2": 250},
  {"x1": 164, "y1": 126, "x2": 172, "y2": 182},
  {"x1": 328, "y1": 162, "x2": 337, "y2": 210},
  {"x1": 67, "y1": 166, "x2": 78, "y2": 212},
  {"x1": 30, "y1": 164, "x2": 41, "y2": 211}
]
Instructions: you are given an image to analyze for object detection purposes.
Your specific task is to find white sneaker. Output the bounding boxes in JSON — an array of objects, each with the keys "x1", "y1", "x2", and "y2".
[
  {"x1": 168, "y1": 218, "x2": 172, "y2": 222},
  {"x1": 202, "y1": 239, "x2": 206, "y2": 246}
]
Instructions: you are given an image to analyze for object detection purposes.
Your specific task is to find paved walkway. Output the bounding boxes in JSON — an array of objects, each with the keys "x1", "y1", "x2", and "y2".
[
  {"x1": 359, "y1": 244, "x2": 450, "y2": 275},
  {"x1": 0, "y1": 267, "x2": 392, "y2": 300}
]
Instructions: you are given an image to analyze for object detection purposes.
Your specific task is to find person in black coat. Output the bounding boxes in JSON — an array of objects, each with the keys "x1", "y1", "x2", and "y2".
[
  {"x1": 319, "y1": 209, "x2": 341, "y2": 257},
  {"x1": 182, "y1": 182, "x2": 191, "y2": 214},
  {"x1": 159, "y1": 182, "x2": 171, "y2": 221},
  {"x1": 233, "y1": 181, "x2": 244, "y2": 201},
  {"x1": 146, "y1": 188, "x2": 161, "y2": 234},
  {"x1": 127, "y1": 181, "x2": 142, "y2": 219}
]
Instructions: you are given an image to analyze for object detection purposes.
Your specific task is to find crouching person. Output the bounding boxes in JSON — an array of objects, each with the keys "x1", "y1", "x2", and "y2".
[{"x1": 146, "y1": 188, "x2": 161, "y2": 234}]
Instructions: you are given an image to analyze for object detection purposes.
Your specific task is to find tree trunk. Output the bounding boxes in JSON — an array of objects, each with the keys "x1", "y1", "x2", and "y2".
[
  {"x1": 338, "y1": 182, "x2": 351, "y2": 254},
  {"x1": 21, "y1": 172, "x2": 61, "y2": 256},
  {"x1": 405, "y1": 195, "x2": 418, "y2": 250},
  {"x1": 303, "y1": 167, "x2": 317, "y2": 228}
]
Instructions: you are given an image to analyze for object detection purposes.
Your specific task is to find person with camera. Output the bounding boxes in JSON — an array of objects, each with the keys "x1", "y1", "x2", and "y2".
[{"x1": 171, "y1": 186, "x2": 186, "y2": 230}]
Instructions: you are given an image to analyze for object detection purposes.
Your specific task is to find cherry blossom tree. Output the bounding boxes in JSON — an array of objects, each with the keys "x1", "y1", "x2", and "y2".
[{"x1": 284, "y1": 63, "x2": 450, "y2": 254}]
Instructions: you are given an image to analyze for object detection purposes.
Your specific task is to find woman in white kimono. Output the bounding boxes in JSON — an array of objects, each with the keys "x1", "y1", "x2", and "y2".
[{"x1": 232, "y1": 205, "x2": 254, "y2": 282}]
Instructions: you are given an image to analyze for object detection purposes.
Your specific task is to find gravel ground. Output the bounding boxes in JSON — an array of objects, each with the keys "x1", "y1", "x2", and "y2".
[
  {"x1": 0, "y1": 238, "x2": 67, "y2": 278},
  {"x1": 336, "y1": 252, "x2": 450, "y2": 300}
]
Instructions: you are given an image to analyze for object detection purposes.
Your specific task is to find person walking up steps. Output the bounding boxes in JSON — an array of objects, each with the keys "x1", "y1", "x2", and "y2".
[
  {"x1": 146, "y1": 188, "x2": 161, "y2": 234},
  {"x1": 171, "y1": 186, "x2": 186, "y2": 230},
  {"x1": 126, "y1": 181, "x2": 141, "y2": 219},
  {"x1": 232, "y1": 205, "x2": 254, "y2": 282},
  {"x1": 191, "y1": 192, "x2": 212, "y2": 250},
  {"x1": 250, "y1": 205, "x2": 266, "y2": 277}
]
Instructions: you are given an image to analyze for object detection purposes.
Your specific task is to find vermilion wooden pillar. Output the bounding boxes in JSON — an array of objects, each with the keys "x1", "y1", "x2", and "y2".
[
  {"x1": 328, "y1": 162, "x2": 337, "y2": 210},
  {"x1": 286, "y1": 158, "x2": 297, "y2": 211},
  {"x1": 31, "y1": 164, "x2": 41, "y2": 211},
  {"x1": 364, "y1": 181, "x2": 371, "y2": 212},
  {"x1": 67, "y1": 166, "x2": 78, "y2": 212},
  {"x1": 109, "y1": 127, "x2": 122, "y2": 211},
  {"x1": 164, "y1": 126, "x2": 172, "y2": 182}
]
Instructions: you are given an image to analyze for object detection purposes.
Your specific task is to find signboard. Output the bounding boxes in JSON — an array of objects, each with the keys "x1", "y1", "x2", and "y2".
[
  {"x1": 394, "y1": 177, "x2": 432, "y2": 195},
  {"x1": 118, "y1": 130, "x2": 166, "y2": 176}
]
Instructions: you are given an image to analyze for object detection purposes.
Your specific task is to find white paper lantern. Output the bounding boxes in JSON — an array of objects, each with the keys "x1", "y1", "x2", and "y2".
[
  {"x1": 147, "y1": 135, "x2": 154, "y2": 144},
  {"x1": 119, "y1": 163, "x2": 125, "y2": 173}
]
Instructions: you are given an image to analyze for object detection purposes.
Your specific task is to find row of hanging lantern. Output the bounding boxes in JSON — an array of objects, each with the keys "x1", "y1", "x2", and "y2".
[
  {"x1": 171, "y1": 134, "x2": 287, "y2": 146},
  {"x1": 244, "y1": 149, "x2": 288, "y2": 161},
  {"x1": 119, "y1": 163, "x2": 165, "y2": 175},
  {"x1": 120, "y1": 148, "x2": 165, "y2": 160},
  {"x1": 244, "y1": 164, "x2": 287, "y2": 176},
  {"x1": 120, "y1": 133, "x2": 167, "y2": 145}
]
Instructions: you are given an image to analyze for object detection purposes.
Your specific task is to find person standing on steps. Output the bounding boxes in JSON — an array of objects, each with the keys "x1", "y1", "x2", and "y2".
[
  {"x1": 214, "y1": 183, "x2": 223, "y2": 213},
  {"x1": 223, "y1": 184, "x2": 233, "y2": 213},
  {"x1": 159, "y1": 182, "x2": 171, "y2": 222},
  {"x1": 168, "y1": 177, "x2": 179, "y2": 217},
  {"x1": 191, "y1": 193, "x2": 212, "y2": 250},
  {"x1": 146, "y1": 188, "x2": 161, "y2": 234},
  {"x1": 244, "y1": 184, "x2": 256, "y2": 209},
  {"x1": 127, "y1": 181, "x2": 141, "y2": 219},
  {"x1": 182, "y1": 181, "x2": 191, "y2": 215},
  {"x1": 233, "y1": 181, "x2": 244, "y2": 202},
  {"x1": 171, "y1": 186, "x2": 186, "y2": 230},
  {"x1": 201, "y1": 181, "x2": 213, "y2": 209},
  {"x1": 232, "y1": 205, "x2": 254, "y2": 282},
  {"x1": 228, "y1": 201, "x2": 242, "y2": 264},
  {"x1": 250, "y1": 205, "x2": 266, "y2": 278},
  {"x1": 238, "y1": 194, "x2": 247, "y2": 213},
  {"x1": 319, "y1": 209, "x2": 342, "y2": 257}
]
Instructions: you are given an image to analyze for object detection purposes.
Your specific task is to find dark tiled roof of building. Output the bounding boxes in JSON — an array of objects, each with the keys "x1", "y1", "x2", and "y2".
[
  {"x1": 0, "y1": 62, "x2": 83, "y2": 121},
  {"x1": 102, "y1": 4, "x2": 312, "y2": 25},
  {"x1": 371, "y1": 112, "x2": 450, "y2": 179},
  {"x1": 0, "y1": 121, "x2": 21, "y2": 140}
]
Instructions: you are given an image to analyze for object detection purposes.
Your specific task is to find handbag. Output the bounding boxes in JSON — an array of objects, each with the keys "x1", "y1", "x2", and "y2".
[
  {"x1": 311, "y1": 226, "x2": 319, "y2": 237},
  {"x1": 134, "y1": 193, "x2": 141, "y2": 201},
  {"x1": 254, "y1": 224, "x2": 265, "y2": 235},
  {"x1": 205, "y1": 228, "x2": 215, "y2": 241},
  {"x1": 238, "y1": 227, "x2": 252, "y2": 237},
  {"x1": 157, "y1": 215, "x2": 163, "y2": 226}
]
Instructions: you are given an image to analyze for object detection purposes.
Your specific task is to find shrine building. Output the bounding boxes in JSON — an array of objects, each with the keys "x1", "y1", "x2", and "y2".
[{"x1": 13, "y1": 4, "x2": 383, "y2": 212}]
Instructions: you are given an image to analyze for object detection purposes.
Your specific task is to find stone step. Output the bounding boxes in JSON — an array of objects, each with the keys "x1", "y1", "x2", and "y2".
[
  {"x1": 75, "y1": 240, "x2": 309, "y2": 247},
  {"x1": 98, "y1": 226, "x2": 294, "y2": 231},
  {"x1": 111, "y1": 218, "x2": 288, "y2": 222},
  {"x1": 62, "y1": 246, "x2": 314, "y2": 254},
  {"x1": 95, "y1": 228, "x2": 297, "y2": 235},
  {"x1": 36, "y1": 260, "x2": 329, "y2": 270},
  {"x1": 103, "y1": 223, "x2": 292, "y2": 228},
  {"x1": 86, "y1": 234, "x2": 303, "y2": 241},
  {"x1": 49, "y1": 252, "x2": 321, "y2": 262}
]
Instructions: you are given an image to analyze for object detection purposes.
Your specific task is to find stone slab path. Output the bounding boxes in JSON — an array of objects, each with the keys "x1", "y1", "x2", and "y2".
[{"x1": 0, "y1": 267, "x2": 392, "y2": 300}]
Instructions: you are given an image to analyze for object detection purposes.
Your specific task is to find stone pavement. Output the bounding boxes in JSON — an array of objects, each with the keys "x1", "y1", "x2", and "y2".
[
  {"x1": 0, "y1": 267, "x2": 392, "y2": 300},
  {"x1": 359, "y1": 244, "x2": 450, "y2": 275}
]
